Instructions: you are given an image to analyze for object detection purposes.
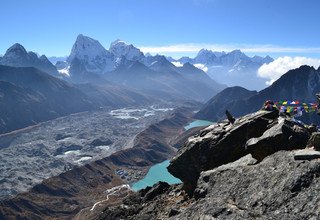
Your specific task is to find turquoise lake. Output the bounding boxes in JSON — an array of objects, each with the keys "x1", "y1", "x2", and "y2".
[
  {"x1": 131, "y1": 160, "x2": 181, "y2": 191},
  {"x1": 131, "y1": 120, "x2": 214, "y2": 191},
  {"x1": 184, "y1": 119, "x2": 214, "y2": 131}
]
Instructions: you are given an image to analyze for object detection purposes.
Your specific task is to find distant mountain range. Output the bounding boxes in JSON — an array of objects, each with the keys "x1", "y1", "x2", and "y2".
[
  {"x1": 196, "y1": 65, "x2": 320, "y2": 124},
  {"x1": 61, "y1": 35, "x2": 273, "y2": 91},
  {"x1": 0, "y1": 34, "x2": 275, "y2": 100},
  {"x1": 58, "y1": 34, "x2": 226, "y2": 102},
  {"x1": 174, "y1": 49, "x2": 274, "y2": 90}
]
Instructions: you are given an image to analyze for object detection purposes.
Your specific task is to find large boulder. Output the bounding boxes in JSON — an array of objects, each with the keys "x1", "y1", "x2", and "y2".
[
  {"x1": 245, "y1": 117, "x2": 310, "y2": 161},
  {"x1": 175, "y1": 151, "x2": 320, "y2": 220},
  {"x1": 167, "y1": 110, "x2": 279, "y2": 193}
]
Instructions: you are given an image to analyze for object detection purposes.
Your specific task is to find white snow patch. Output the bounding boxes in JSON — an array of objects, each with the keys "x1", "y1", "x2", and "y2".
[
  {"x1": 58, "y1": 66, "x2": 70, "y2": 76},
  {"x1": 110, "y1": 107, "x2": 173, "y2": 120},
  {"x1": 64, "y1": 150, "x2": 81, "y2": 155},
  {"x1": 75, "y1": 156, "x2": 92, "y2": 163},
  {"x1": 97, "y1": 145, "x2": 110, "y2": 151}
]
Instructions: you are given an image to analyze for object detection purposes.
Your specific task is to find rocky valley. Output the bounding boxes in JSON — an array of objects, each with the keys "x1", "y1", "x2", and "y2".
[
  {"x1": 0, "y1": 105, "x2": 197, "y2": 219},
  {"x1": 0, "y1": 105, "x2": 181, "y2": 200}
]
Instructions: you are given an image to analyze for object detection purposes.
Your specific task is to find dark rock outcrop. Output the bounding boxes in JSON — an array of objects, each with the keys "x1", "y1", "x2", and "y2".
[
  {"x1": 246, "y1": 116, "x2": 310, "y2": 161},
  {"x1": 168, "y1": 109, "x2": 313, "y2": 194},
  {"x1": 175, "y1": 151, "x2": 320, "y2": 219},
  {"x1": 167, "y1": 110, "x2": 279, "y2": 193}
]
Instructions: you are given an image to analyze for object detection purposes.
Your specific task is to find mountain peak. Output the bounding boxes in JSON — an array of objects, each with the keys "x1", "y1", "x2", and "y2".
[
  {"x1": 198, "y1": 48, "x2": 211, "y2": 54},
  {"x1": 5, "y1": 43, "x2": 28, "y2": 56},
  {"x1": 0, "y1": 44, "x2": 58, "y2": 76},
  {"x1": 110, "y1": 39, "x2": 127, "y2": 47},
  {"x1": 195, "y1": 49, "x2": 217, "y2": 64},
  {"x1": 197, "y1": 48, "x2": 215, "y2": 57},
  {"x1": 229, "y1": 49, "x2": 243, "y2": 55},
  {"x1": 72, "y1": 34, "x2": 104, "y2": 50},
  {"x1": 67, "y1": 34, "x2": 115, "y2": 74},
  {"x1": 68, "y1": 34, "x2": 111, "y2": 62},
  {"x1": 182, "y1": 62, "x2": 195, "y2": 69},
  {"x1": 109, "y1": 39, "x2": 144, "y2": 61}
]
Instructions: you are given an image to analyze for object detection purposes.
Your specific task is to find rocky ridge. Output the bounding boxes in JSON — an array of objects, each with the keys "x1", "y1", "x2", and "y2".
[{"x1": 94, "y1": 109, "x2": 320, "y2": 219}]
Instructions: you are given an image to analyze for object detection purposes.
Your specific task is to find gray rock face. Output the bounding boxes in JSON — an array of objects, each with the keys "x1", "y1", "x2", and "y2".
[
  {"x1": 175, "y1": 151, "x2": 320, "y2": 220},
  {"x1": 167, "y1": 110, "x2": 279, "y2": 193},
  {"x1": 91, "y1": 151, "x2": 320, "y2": 220},
  {"x1": 246, "y1": 117, "x2": 310, "y2": 161}
]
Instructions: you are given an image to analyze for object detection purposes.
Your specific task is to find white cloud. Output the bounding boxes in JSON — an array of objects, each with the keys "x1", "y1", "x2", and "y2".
[
  {"x1": 139, "y1": 43, "x2": 320, "y2": 54},
  {"x1": 171, "y1": 61, "x2": 183, "y2": 67},
  {"x1": 194, "y1": 63, "x2": 208, "y2": 72},
  {"x1": 257, "y1": 56, "x2": 320, "y2": 85}
]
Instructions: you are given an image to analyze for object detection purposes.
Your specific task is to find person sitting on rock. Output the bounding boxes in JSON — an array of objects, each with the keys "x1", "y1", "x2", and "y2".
[{"x1": 263, "y1": 100, "x2": 276, "y2": 111}]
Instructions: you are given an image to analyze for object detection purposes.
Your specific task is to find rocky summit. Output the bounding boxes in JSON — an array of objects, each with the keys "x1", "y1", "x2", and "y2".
[{"x1": 94, "y1": 109, "x2": 320, "y2": 219}]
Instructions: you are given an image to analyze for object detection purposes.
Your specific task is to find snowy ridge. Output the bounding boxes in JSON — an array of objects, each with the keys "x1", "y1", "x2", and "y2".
[{"x1": 109, "y1": 39, "x2": 144, "y2": 61}]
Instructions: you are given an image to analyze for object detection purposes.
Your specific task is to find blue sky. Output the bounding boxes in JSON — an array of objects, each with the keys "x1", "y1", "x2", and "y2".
[{"x1": 1, "y1": 0, "x2": 320, "y2": 58}]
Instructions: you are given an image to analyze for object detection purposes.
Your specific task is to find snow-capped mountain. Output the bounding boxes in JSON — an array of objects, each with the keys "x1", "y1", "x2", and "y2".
[
  {"x1": 59, "y1": 34, "x2": 275, "y2": 93},
  {"x1": 146, "y1": 55, "x2": 177, "y2": 73},
  {"x1": 0, "y1": 43, "x2": 58, "y2": 76},
  {"x1": 109, "y1": 39, "x2": 144, "y2": 61},
  {"x1": 176, "y1": 49, "x2": 274, "y2": 90},
  {"x1": 219, "y1": 49, "x2": 251, "y2": 66},
  {"x1": 67, "y1": 34, "x2": 115, "y2": 74},
  {"x1": 193, "y1": 49, "x2": 219, "y2": 65}
]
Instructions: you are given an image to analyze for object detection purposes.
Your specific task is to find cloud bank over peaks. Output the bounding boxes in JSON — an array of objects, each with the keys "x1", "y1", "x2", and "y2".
[
  {"x1": 171, "y1": 61, "x2": 208, "y2": 72},
  {"x1": 257, "y1": 56, "x2": 320, "y2": 86}
]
